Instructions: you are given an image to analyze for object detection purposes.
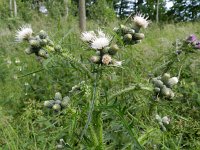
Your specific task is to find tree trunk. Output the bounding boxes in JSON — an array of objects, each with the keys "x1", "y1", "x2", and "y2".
[
  {"x1": 156, "y1": 0, "x2": 159, "y2": 23},
  {"x1": 13, "y1": 0, "x2": 17, "y2": 17},
  {"x1": 79, "y1": 0, "x2": 86, "y2": 32},
  {"x1": 9, "y1": 0, "x2": 13, "y2": 17}
]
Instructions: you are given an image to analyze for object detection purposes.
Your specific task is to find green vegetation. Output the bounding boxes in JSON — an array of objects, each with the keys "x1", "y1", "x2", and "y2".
[{"x1": 0, "y1": 1, "x2": 200, "y2": 149}]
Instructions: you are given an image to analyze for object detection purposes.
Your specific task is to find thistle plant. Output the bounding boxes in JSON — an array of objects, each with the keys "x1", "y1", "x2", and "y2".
[
  {"x1": 15, "y1": 24, "x2": 61, "y2": 60},
  {"x1": 81, "y1": 29, "x2": 122, "y2": 66},
  {"x1": 44, "y1": 92, "x2": 70, "y2": 112},
  {"x1": 114, "y1": 13, "x2": 149, "y2": 45},
  {"x1": 156, "y1": 115, "x2": 171, "y2": 131},
  {"x1": 152, "y1": 73, "x2": 178, "y2": 100}
]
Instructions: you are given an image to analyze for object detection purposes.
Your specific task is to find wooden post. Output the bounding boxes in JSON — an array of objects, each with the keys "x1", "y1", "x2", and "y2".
[{"x1": 79, "y1": 0, "x2": 86, "y2": 32}]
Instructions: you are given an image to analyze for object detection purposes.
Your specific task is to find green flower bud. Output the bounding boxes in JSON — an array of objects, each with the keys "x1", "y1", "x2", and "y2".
[
  {"x1": 29, "y1": 39, "x2": 40, "y2": 48},
  {"x1": 55, "y1": 92, "x2": 62, "y2": 100},
  {"x1": 120, "y1": 24, "x2": 129, "y2": 33},
  {"x1": 25, "y1": 47, "x2": 34, "y2": 55},
  {"x1": 47, "y1": 39, "x2": 54, "y2": 46},
  {"x1": 167, "y1": 77, "x2": 178, "y2": 88},
  {"x1": 154, "y1": 87, "x2": 160, "y2": 93},
  {"x1": 127, "y1": 29, "x2": 135, "y2": 34},
  {"x1": 54, "y1": 45, "x2": 62, "y2": 52},
  {"x1": 61, "y1": 96, "x2": 70, "y2": 108},
  {"x1": 44, "y1": 100, "x2": 54, "y2": 108},
  {"x1": 108, "y1": 44, "x2": 119, "y2": 55},
  {"x1": 133, "y1": 33, "x2": 145, "y2": 40},
  {"x1": 161, "y1": 86, "x2": 171, "y2": 97},
  {"x1": 38, "y1": 49, "x2": 48, "y2": 58},
  {"x1": 55, "y1": 100, "x2": 62, "y2": 105},
  {"x1": 161, "y1": 73, "x2": 171, "y2": 83},
  {"x1": 124, "y1": 34, "x2": 132, "y2": 42},
  {"x1": 52, "y1": 104, "x2": 61, "y2": 111},
  {"x1": 39, "y1": 30, "x2": 48, "y2": 39},
  {"x1": 153, "y1": 79, "x2": 164, "y2": 88},
  {"x1": 40, "y1": 39, "x2": 48, "y2": 46},
  {"x1": 102, "y1": 47, "x2": 110, "y2": 54}
]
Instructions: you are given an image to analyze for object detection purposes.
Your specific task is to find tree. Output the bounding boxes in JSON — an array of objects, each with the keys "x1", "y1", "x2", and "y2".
[{"x1": 79, "y1": 0, "x2": 86, "y2": 31}]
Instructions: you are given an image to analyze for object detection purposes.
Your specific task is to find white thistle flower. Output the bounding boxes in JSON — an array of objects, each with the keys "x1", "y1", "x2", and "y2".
[
  {"x1": 81, "y1": 31, "x2": 96, "y2": 42},
  {"x1": 15, "y1": 24, "x2": 33, "y2": 42},
  {"x1": 97, "y1": 29, "x2": 106, "y2": 38},
  {"x1": 133, "y1": 13, "x2": 149, "y2": 29},
  {"x1": 91, "y1": 36, "x2": 111, "y2": 50}
]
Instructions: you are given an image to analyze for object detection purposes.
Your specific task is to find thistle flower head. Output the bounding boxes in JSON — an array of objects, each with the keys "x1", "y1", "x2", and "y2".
[
  {"x1": 132, "y1": 13, "x2": 149, "y2": 29},
  {"x1": 97, "y1": 29, "x2": 106, "y2": 38},
  {"x1": 195, "y1": 41, "x2": 200, "y2": 49},
  {"x1": 91, "y1": 36, "x2": 112, "y2": 50},
  {"x1": 102, "y1": 54, "x2": 112, "y2": 65},
  {"x1": 15, "y1": 24, "x2": 33, "y2": 42},
  {"x1": 81, "y1": 31, "x2": 96, "y2": 42},
  {"x1": 186, "y1": 34, "x2": 197, "y2": 43}
]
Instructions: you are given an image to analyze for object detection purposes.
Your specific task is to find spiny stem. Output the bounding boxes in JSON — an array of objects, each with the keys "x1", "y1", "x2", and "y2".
[
  {"x1": 61, "y1": 52, "x2": 94, "y2": 80},
  {"x1": 79, "y1": 73, "x2": 97, "y2": 142},
  {"x1": 108, "y1": 84, "x2": 153, "y2": 102}
]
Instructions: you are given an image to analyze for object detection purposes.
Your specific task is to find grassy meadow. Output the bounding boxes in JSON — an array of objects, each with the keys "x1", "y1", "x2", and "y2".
[{"x1": 0, "y1": 15, "x2": 200, "y2": 149}]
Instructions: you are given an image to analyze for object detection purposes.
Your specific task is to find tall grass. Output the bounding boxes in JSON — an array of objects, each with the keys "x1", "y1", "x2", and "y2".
[{"x1": 0, "y1": 16, "x2": 200, "y2": 149}]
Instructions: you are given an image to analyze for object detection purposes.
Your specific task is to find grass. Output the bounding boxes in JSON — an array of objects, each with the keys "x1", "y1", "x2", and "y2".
[{"x1": 0, "y1": 15, "x2": 200, "y2": 149}]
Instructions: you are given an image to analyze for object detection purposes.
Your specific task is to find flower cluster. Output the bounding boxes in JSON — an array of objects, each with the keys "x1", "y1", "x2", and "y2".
[
  {"x1": 113, "y1": 13, "x2": 149, "y2": 45},
  {"x1": 175, "y1": 34, "x2": 200, "y2": 55},
  {"x1": 44, "y1": 92, "x2": 70, "y2": 112},
  {"x1": 16, "y1": 25, "x2": 61, "y2": 59},
  {"x1": 81, "y1": 29, "x2": 122, "y2": 66},
  {"x1": 152, "y1": 73, "x2": 178, "y2": 99},
  {"x1": 156, "y1": 114, "x2": 171, "y2": 131}
]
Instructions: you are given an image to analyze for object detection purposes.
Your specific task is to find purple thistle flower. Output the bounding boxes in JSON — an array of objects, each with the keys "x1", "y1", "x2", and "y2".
[
  {"x1": 195, "y1": 41, "x2": 200, "y2": 49},
  {"x1": 186, "y1": 34, "x2": 197, "y2": 43}
]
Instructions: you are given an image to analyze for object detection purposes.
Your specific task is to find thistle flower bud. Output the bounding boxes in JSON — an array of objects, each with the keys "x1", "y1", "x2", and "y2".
[
  {"x1": 102, "y1": 54, "x2": 112, "y2": 65},
  {"x1": 152, "y1": 79, "x2": 164, "y2": 88},
  {"x1": 29, "y1": 39, "x2": 40, "y2": 48},
  {"x1": 127, "y1": 29, "x2": 135, "y2": 34},
  {"x1": 108, "y1": 44, "x2": 119, "y2": 55},
  {"x1": 161, "y1": 73, "x2": 171, "y2": 83},
  {"x1": 155, "y1": 114, "x2": 162, "y2": 122},
  {"x1": 40, "y1": 39, "x2": 48, "y2": 46},
  {"x1": 133, "y1": 33, "x2": 145, "y2": 40},
  {"x1": 124, "y1": 34, "x2": 132, "y2": 42},
  {"x1": 120, "y1": 24, "x2": 129, "y2": 33},
  {"x1": 167, "y1": 77, "x2": 178, "y2": 88},
  {"x1": 154, "y1": 87, "x2": 160, "y2": 93},
  {"x1": 39, "y1": 30, "x2": 48, "y2": 39},
  {"x1": 47, "y1": 39, "x2": 54, "y2": 46},
  {"x1": 54, "y1": 45, "x2": 62, "y2": 52},
  {"x1": 55, "y1": 100, "x2": 62, "y2": 105},
  {"x1": 55, "y1": 92, "x2": 62, "y2": 100},
  {"x1": 44, "y1": 100, "x2": 54, "y2": 108},
  {"x1": 52, "y1": 104, "x2": 61, "y2": 111},
  {"x1": 38, "y1": 49, "x2": 48, "y2": 58},
  {"x1": 90, "y1": 56, "x2": 101, "y2": 64},
  {"x1": 162, "y1": 116, "x2": 170, "y2": 125},
  {"x1": 61, "y1": 96, "x2": 70, "y2": 108},
  {"x1": 25, "y1": 47, "x2": 34, "y2": 55},
  {"x1": 161, "y1": 86, "x2": 171, "y2": 97}
]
